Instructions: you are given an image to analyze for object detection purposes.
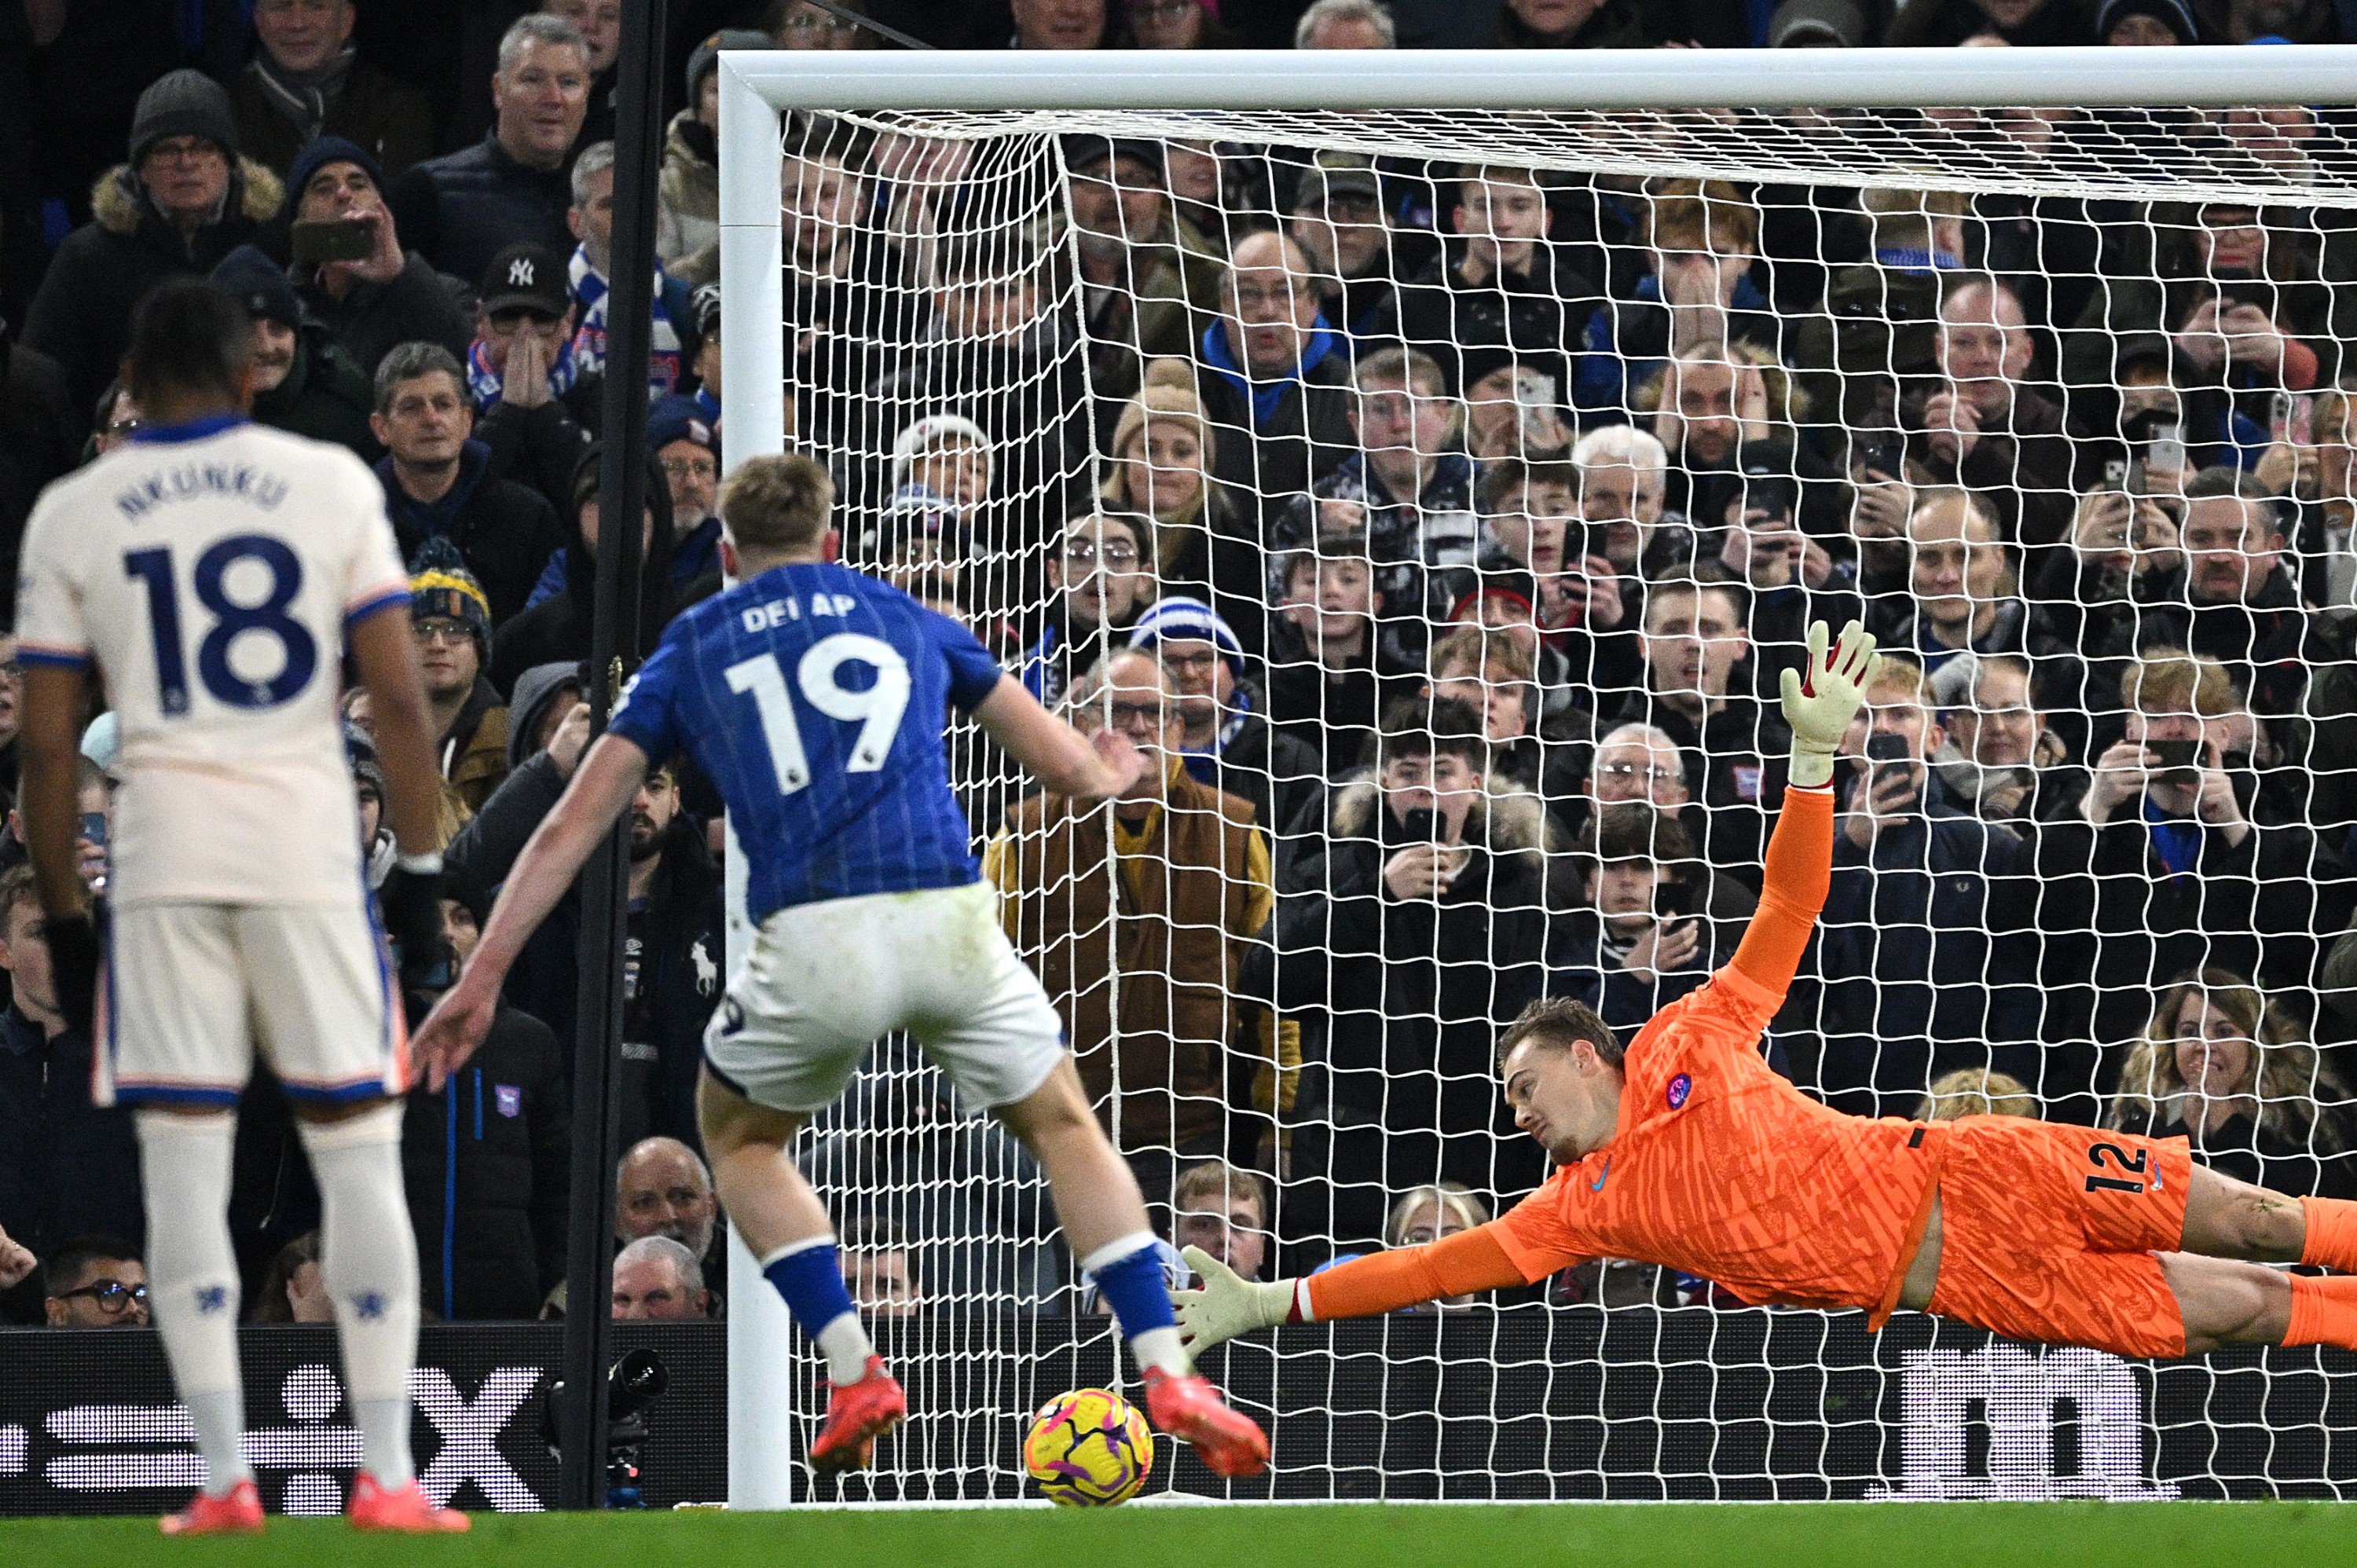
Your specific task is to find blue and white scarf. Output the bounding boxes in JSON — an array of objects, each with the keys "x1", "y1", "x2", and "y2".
[
  {"x1": 570, "y1": 247, "x2": 683, "y2": 396},
  {"x1": 465, "y1": 334, "x2": 581, "y2": 412}
]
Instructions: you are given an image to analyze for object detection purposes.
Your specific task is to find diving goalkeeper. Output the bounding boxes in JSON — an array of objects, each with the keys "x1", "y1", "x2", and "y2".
[{"x1": 1180, "y1": 621, "x2": 2357, "y2": 1363}]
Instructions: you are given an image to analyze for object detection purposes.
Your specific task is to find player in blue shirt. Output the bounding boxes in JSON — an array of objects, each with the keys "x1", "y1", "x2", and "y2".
[{"x1": 416, "y1": 454, "x2": 1268, "y2": 1478}]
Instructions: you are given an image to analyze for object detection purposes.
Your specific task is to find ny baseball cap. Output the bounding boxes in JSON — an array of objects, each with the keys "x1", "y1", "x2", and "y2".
[{"x1": 478, "y1": 242, "x2": 572, "y2": 318}]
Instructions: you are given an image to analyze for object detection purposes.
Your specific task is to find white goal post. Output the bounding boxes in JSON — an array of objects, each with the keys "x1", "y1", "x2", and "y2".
[{"x1": 716, "y1": 46, "x2": 2357, "y2": 1510}]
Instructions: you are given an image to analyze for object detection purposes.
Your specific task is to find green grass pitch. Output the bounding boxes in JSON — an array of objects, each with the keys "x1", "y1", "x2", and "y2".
[{"x1": 2, "y1": 1502, "x2": 2348, "y2": 1567}]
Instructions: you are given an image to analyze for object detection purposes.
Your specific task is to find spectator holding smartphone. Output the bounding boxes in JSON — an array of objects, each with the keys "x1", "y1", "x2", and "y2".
[
  {"x1": 2040, "y1": 648, "x2": 2355, "y2": 1053},
  {"x1": 1812, "y1": 654, "x2": 2043, "y2": 1117},
  {"x1": 2064, "y1": 202, "x2": 2334, "y2": 475},
  {"x1": 1545, "y1": 801, "x2": 1728, "y2": 1036},
  {"x1": 1272, "y1": 697, "x2": 1548, "y2": 1247}
]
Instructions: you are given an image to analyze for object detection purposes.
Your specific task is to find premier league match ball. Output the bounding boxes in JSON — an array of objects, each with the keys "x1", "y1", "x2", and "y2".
[{"x1": 1022, "y1": 1387, "x2": 1154, "y2": 1506}]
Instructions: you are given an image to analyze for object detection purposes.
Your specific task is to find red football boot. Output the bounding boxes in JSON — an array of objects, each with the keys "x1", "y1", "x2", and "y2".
[
  {"x1": 809, "y1": 1356, "x2": 906, "y2": 1474},
  {"x1": 346, "y1": 1473, "x2": 471, "y2": 1532},
  {"x1": 159, "y1": 1478, "x2": 264, "y2": 1537},
  {"x1": 1142, "y1": 1367, "x2": 1270, "y2": 1479}
]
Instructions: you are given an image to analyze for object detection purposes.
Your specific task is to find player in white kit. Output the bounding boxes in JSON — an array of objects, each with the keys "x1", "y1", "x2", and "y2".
[{"x1": 15, "y1": 279, "x2": 467, "y2": 1534}]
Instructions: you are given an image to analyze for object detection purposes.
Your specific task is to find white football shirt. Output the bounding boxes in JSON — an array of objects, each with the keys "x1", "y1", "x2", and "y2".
[{"x1": 16, "y1": 416, "x2": 411, "y2": 907}]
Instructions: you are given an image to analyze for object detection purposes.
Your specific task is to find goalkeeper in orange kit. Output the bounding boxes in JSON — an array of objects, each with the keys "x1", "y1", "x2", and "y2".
[{"x1": 1179, "y1": 621, "x2": 2357, "y2": 1364}]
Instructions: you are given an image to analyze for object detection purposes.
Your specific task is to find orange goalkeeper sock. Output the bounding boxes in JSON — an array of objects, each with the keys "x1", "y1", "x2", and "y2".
[
  {"x1": 2299, "y1": 1195, "x2": 2357, "y2": 1272},
  {"x1": 2284, "y1": 1274, "x2": 2357, "y2": 1350}
]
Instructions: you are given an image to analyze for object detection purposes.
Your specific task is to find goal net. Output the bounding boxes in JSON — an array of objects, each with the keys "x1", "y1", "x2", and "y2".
[{"x1": 719, "y1": 48, "x2": 2357, "y2": 1504}]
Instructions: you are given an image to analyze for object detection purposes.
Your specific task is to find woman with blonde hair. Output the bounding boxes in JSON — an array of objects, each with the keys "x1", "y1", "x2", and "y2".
[
  {"x1": 1099, "y1": 359, "x2": 1259, "y2": 640},
  {"x1": 1382, "y1": 1184, "x2": 1493, "y2": 1310},
  {"x1": 2106, "y1": 969, "x2": 2356, "y2": 1200}
]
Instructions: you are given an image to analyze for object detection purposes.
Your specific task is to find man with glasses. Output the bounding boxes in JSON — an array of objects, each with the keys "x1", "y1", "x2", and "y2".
[
  {"x1": 23, "y1": 70, "x2": 279, "y2": 415},
  {"x1": 409, "y1": 559, "x2": 509, "y2": 842},
  {"x1": 1287, "y1": 154, "x2": 1430, "y2": 356},
  {"x1": 772, "y1": 0, "x2": 870, "y2": 48},
  {"x1": 1020, "y1": 511, "x2": 1153, "y2": 705},
  {"x1": 649, "y1": 401, "x2": 722, "y2": 586},
  {"x1": 42, "y1": 1238, "x2": 150, "y2": 1327},
  {"x1": 988, "y1": 649, "x2": 1290, "y2": 1192},
  {"x1": 1197, "y1": 231, "x2": 1355, "y2": 522},
  {"x1": 1583, "y1": 719, "x2": 1763, "y2": 920},
  {"x1": 1130, "y1": 595, "x2": 1323, "y2": 877}
]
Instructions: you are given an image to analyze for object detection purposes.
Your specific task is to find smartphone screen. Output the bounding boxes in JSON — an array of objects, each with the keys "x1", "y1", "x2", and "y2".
[
  {"x1": 290, "y1": 217, "x2": 376, "y2": 266},
  {"x1": 1654, "y1": 877, "x2": 1697, "y2": 919}
]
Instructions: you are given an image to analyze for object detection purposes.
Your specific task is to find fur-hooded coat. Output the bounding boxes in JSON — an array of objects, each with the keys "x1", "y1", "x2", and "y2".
[
  {"x1": 22, "y1": 159, "x2": 284, "y2": 413},
  {"x1": 1273, "y1": 773, "x2": 1554, "y2": 1204}
]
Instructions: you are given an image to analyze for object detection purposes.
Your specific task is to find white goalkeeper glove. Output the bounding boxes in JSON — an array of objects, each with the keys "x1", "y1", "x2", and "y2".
[
  {"x1": 1779, "y1": 619, "x2": 1882, "y2": 790},
  {"x1": 1175, "y1": 1245, "x2": 1295, "y2": 1352}
]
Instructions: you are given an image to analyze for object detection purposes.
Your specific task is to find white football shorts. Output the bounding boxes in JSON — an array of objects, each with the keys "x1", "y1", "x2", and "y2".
[
  {"x1": 94, "y1": 900, "x2": 404, "y2": 1108},
  {"x1": 703, "y1": 881, "x2": 1064, "y2": 1114}
]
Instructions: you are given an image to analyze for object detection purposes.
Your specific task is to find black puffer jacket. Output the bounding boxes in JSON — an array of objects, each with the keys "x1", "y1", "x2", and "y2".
[
  {"x1": 377, "y1": 439, "x2": 566, "y2": 627},
  {"x1": 401, "y1": 997, "x2": 570, "y2": 1320},
  {"x1": 22, "y1": 159, "x2": 285, "y2": 412},
  {"x1": 386, "y1": 131, "x2": 574, "y2": 293},
  {"x1": 502, "y1": 815, "x2": 726, "y2": 1155}
]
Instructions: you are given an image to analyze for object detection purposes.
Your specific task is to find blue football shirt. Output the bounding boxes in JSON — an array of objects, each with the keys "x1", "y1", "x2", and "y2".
[{"x1": 608, "y1": 562, "x2": 1003, "y2": 921}]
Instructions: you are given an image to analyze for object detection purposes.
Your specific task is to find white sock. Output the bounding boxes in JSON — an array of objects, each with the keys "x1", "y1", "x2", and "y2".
[
  {"x1": 137, "y1": 1111, "x2": 251, "y2": 1497},
  {"x1": 299, "y1": 1104, "x2": 420, "y2": 1488},
  {"x1": 1128, "y1": 1326, "x2": 1192, "y2": 1379},
  {"x1": 815, "y1": 1313, "x2": 876, "y2": 1387}
]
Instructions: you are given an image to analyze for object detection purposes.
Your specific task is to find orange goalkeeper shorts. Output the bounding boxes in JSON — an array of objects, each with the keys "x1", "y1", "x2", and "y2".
[{"x1": 1924, "y1": 1116, "x2": 2194, "y2": 1360}]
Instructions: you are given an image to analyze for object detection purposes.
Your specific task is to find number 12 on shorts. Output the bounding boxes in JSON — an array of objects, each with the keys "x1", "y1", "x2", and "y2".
[
  {"x1": 726, "y1": 633, "x2": 911, "y2": 797},
  {"x1": 2084, "y1": 1139, "x2": 2150, "y2": 1195}
]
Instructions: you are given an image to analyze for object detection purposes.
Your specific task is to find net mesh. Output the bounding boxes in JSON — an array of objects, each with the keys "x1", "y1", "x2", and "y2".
[{"x1": 758, "y1": 97, "x2": 2357, "y2": 1500}]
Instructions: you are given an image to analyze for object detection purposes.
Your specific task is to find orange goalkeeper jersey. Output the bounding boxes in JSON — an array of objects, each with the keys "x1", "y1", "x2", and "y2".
[{"x1": 1489, "y1": 786, "x2": 1949, "y2": 1324}]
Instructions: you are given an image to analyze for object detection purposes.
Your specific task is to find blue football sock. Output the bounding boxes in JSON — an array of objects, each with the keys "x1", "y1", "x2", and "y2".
[
  {"x1": 760, "y1": 1236, "x2": 873, "y2": 1384},
  {"x1": 1081, "y1": 1232, "x2": 1178, "y2": 1339}
]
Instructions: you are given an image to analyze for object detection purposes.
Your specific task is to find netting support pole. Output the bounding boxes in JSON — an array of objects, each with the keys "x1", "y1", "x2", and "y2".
[
  {"x1": 553, "y1": 0, "x2": 664, "y2": 1513},
  {"x1": 718, "y1": 49, "x2": 797, "y2": 1512}
]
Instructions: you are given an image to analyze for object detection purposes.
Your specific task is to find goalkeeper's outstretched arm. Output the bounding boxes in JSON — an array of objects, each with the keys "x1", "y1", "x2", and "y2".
[
  {"x1": 1176, "y1": 1229, "x2": 1537, "y2": 1350},
  {"x1": 1725, "y1": 620, "x2": 1879, "y2": 1000}
]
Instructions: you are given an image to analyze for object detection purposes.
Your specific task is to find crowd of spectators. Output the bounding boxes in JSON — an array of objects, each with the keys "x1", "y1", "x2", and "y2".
[{"x1": 9, "y1": 0, "x2": 2357, "y2": 1325}]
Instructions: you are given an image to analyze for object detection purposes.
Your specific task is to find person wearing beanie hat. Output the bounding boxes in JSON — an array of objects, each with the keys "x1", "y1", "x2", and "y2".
[
  {"x1": 284, "y1": 137, "x2": 472, "y2": 379},
  {"x1": 660, "y1": 29, "x2": 770, "y2": 266},
  {"x1": 19, "y1": 71, "x2": 286, "y2": 415},
  {"x1": 211, "y1": 244, "x2": 381, "y2": 461},
  {"x1": 1768, "y1": 0, "x2": 1868, "y2": 45},
  {"x1": 1127, "y1": 596, "x2": 1324, "y2": 861},
  {"x1": 227, "y1": 0, "x2": 434, "y2": 182},
  {"x1": 2098, "y1": 0, "x2": 2200, "y2": 41},
  {"x1": 647, "y1": 396, "x2": 724, "y2": 585},
  {"x1": 409, "y1": 540, "x2": 510, "y2": 833}
]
